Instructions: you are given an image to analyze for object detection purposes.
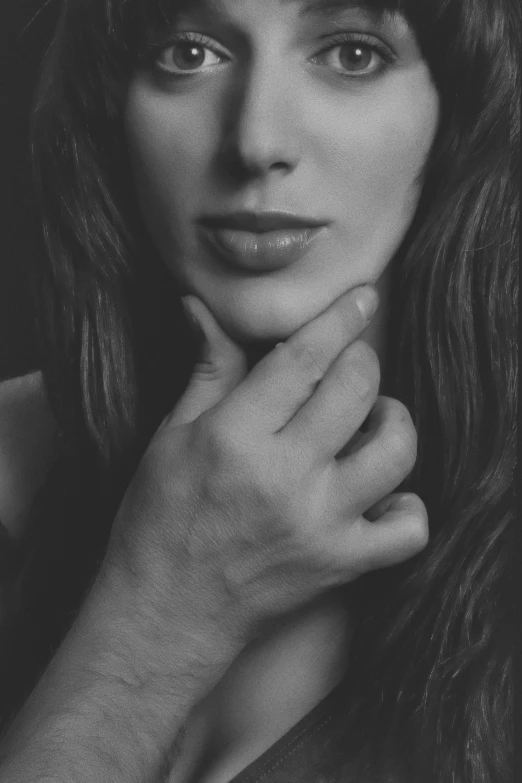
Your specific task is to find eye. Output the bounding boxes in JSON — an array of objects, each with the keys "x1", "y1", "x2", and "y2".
[
  {"x1": 154, "y1": 34, "x2": 229, "y2": 76},
  {"x1": 311, "y1": 36, "x2": 395, "y2": 78}
]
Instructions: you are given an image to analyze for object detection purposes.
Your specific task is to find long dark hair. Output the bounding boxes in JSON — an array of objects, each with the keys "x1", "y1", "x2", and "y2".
[{"x1": 3, "y1": 0, "x2": 518, "y2": 779}]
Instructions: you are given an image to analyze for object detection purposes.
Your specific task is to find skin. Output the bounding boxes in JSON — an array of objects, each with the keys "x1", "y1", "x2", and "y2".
[
  {"x1": 123, "y1": 1, "x2": 440, "y2": 779},
  {"x1": 0, "y1": 288, "x2": 430, "y2": 783},
  {"x1": 125, "y1": 0, "x2": 439, "y2": 347}
]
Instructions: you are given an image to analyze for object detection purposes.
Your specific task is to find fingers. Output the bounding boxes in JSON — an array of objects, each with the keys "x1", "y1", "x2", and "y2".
[
  {"x1": 335, "y1": 397, "x2": 418, "y2": 513},
  {"x1": 168, "y1": 297, "x2": 248, "y2": 427},
  {"x1": 219, "y1": 285, "x2": 379, "y2": 433},
  {"x1": 345, "y1": 493, "x2": 429, "y2": 573},
  {"x1": 281, "y1": 340, "x2": 380, "y2": 459}
]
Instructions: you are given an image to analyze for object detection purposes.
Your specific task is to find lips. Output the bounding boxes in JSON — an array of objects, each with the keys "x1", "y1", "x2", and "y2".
[{"x1": 197, "y1": 211, "x2": 329, "y2": 271}]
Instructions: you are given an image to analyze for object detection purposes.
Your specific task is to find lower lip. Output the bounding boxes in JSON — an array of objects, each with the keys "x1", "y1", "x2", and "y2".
[{"x1": 199, "y1": 226, "x2": 326, "y2": 271}]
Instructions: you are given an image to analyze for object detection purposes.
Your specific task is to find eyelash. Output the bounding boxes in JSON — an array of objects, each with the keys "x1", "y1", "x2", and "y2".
[
  {"x1": 313, "y1": 33, "x2": 397, "y2": 76},
  {"x1": 145, "y1": 32, "x2": 229, "y2": 76},
  {"x1": 145, "y1": 31, "x2": 396, "y2": 80}
]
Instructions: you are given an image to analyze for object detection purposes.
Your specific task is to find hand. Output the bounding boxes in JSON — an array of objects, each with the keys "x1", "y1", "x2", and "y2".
[{"x1": 106, "y1": 286, "x2": 428, "y2": 666}]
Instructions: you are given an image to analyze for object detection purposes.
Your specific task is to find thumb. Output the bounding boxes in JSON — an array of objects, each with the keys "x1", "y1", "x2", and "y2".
[{"x1": 169, "y1": 296, "x2": 248, "y2": 426}]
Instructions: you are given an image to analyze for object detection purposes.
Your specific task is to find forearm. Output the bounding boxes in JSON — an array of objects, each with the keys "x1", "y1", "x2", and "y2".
[{"x1": 0, "y1": 565, "x2": 234, "y2": 783}]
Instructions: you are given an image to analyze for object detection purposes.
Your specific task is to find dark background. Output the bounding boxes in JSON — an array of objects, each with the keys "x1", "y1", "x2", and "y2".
[{"x1": 1, "y1": 0, "x2": 60, "y2": 380}]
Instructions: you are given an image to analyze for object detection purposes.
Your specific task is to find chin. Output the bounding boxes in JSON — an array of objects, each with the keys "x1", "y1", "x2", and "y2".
[{"x1": 213, "y1": 296, "x2": 323, "y2": 345}]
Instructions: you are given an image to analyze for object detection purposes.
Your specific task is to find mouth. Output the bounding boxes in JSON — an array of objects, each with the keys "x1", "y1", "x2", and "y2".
[{"x1": 197, "y1": 211, "x2": 330, "y2": 272}]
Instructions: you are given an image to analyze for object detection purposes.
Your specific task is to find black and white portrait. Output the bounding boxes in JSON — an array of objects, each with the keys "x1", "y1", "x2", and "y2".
[{"x1": 0, "y1": 1, "x2": 517, "y2": 781}]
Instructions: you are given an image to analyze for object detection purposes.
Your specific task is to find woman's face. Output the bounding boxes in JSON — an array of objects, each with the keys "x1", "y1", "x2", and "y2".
[{"x1": 125, "y1": 0, "x2": 439, "y2": 343}]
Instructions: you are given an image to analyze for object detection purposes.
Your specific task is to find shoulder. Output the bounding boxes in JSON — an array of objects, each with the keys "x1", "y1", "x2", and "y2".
[{"x1": 0, "y1": 372, "x2": 57, "y2": 540}]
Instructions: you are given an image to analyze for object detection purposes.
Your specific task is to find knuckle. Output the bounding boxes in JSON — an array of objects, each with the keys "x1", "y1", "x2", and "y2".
[
  {"x1": 351, "y1": 340, "x2": 380, "y2": 375},
  {"x1": 344, "y1": 341, "x2": 380, "y2": 399},
  {"x1": 381, "y1": 422, "x2": 417, "y2": 476},
  {"x1": 387, "y1": 397, "x2": 414, "y2": 427},
  {"x1": 414, "y1": 513, "x2": 430, "y2": 550},
  {"x1": 199, "y1": 411, "x2": 241, "y2": 459},
  {"x1": 331, "y1": 304, "x2": 362, "y2": 343},
  {"x1": 286, "y1": 340, "x2": 326, "y2": 382},
  {"x1": 405, "y1": 508, "x2": 430, "y2": 552},
  {"x1": 197, "y1": 411, "x2": 267, "y2": 493},
  {"x1": 190, "y1": 360, "x2": 225, "y2": 384}
]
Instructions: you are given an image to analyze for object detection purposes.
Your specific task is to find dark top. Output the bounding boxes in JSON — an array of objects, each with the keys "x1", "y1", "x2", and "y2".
[
  {"x1": 229, "y1": 683, "x2": 347, "y2": 783},
  {"x1": 227, "y1": 681, "x2": 403, "y2": 783}
]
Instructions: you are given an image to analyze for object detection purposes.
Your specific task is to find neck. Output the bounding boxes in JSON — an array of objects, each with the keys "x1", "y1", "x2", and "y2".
[
  {"x1": 178, "y1": 588, "x2": 356, "y2": 783},
  {"x1": 204, "y1": 586, "x2": 356, "y2": 735}
]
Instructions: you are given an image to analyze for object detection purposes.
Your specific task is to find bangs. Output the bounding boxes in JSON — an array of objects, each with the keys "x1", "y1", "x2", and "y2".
[
  {"x1": 58, "y1": 0, "x2": 507, "y2": 147},
  {"x1": 104, "y1": 0, "x2": 416, "y2": 54}
]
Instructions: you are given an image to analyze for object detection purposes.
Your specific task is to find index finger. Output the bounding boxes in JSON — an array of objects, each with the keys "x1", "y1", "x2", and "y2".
[{"x1": 219, "y1": 285, "x2": 379, "y2": 433}]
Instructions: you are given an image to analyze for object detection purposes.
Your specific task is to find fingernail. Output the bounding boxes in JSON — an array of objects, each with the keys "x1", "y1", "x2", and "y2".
[{"x1": 356, "y1": 286, "x2": 379, "y2": 321}]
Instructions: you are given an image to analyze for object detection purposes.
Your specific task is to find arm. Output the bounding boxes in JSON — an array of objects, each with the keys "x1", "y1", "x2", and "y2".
[
  {"x1": 0, "y1": 288, "x2": 428, "y2": 781},
  {"x1": 0, "y1": 563, "x2": 240, "y2": 783}
]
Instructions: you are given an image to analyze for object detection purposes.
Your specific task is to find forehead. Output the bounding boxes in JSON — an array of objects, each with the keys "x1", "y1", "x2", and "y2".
[
  {"x1": 172, "y1": 0, "x2": 402, "y2": 19},
  {"x1": 123, "y1": 0, "x2": 410, "y2": 50}
]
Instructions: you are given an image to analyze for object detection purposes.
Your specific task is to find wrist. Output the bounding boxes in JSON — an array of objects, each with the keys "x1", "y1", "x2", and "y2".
[
  {"x1": 0, "y1": 559, "x2": 241, "y2": 783},
  {"x1": 89, "y1": 554, "x2": 245, "y2": 711}
]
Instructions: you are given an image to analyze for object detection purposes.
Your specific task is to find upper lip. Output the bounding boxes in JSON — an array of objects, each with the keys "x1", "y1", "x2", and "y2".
[{"x1": 198, "y1": 211, "x2": 328, "y2": 233}]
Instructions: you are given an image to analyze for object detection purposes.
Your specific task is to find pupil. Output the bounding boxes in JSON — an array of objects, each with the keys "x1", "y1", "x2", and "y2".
[
  {"x1": 340, "y1": 44, "x2": 371, "y2": 71},
  {"x1": 173, "y1": 43, "x2": 205, "y2": 69}
]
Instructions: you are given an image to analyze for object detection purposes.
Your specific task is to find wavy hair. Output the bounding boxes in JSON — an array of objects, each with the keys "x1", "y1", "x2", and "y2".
[{"x1": 3, "y1": 0, "x2": 517, "y2": 779}]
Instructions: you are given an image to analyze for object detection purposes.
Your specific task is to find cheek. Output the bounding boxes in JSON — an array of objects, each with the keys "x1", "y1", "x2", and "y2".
[
  {"x1": 124, "y1": 82, "x2": 217, "y2": 222},
  {"x1": 311, "y1": 75, "x2": 439, "y2": 226}
]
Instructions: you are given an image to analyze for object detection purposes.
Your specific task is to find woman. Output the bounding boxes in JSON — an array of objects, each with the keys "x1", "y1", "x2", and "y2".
[{"x1": 0, "y1": 0, "x2": 516, "y2": 781}]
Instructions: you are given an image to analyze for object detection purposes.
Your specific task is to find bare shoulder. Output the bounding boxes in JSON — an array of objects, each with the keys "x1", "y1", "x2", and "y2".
[{"x1": 0, "y1": 372, "x2": 57, "y2": 539}]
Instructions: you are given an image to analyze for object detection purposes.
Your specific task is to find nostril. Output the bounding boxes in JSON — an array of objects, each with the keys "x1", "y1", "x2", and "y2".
[
  {"x1": 217, "y1": 144, "x2": 296, "y2": 185},
  {"x1": 217, "y1": 110, "x2": 300, "y2": 181},
  {"x1": 270, "y1": 160, "x2": 292, "y2": 171}
]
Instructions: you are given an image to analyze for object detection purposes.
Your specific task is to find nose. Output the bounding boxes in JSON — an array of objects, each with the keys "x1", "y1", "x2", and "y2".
[{"x1": 220, "y1": 63, "x2": 301, "y2": 181}]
